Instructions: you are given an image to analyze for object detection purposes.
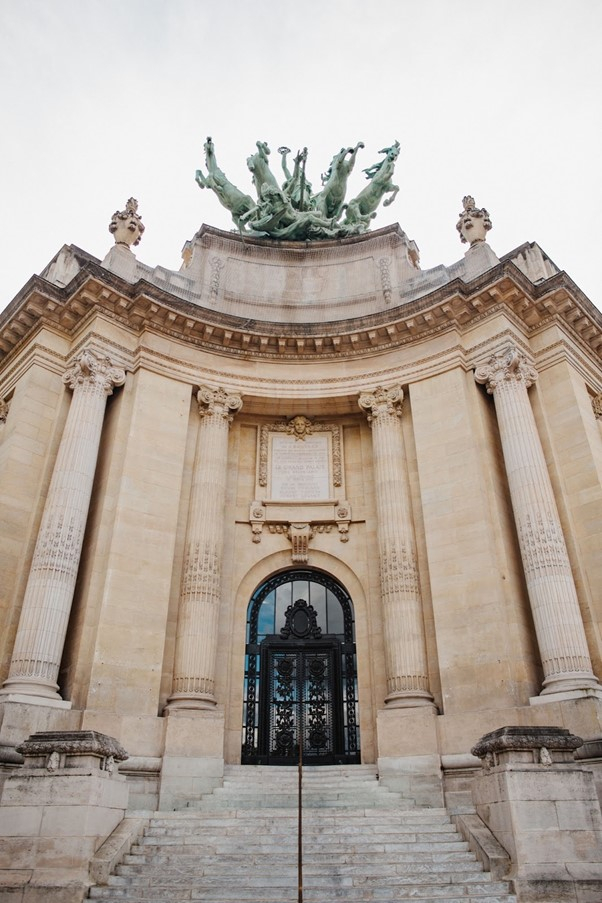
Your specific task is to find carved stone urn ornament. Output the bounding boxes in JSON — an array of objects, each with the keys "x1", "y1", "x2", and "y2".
[
  {"x1": 456, "y1": 195, "x2": 492, "y2": 246},
  {"x1": 109, "y1": 197, "x2": 145, "y2": 247}
]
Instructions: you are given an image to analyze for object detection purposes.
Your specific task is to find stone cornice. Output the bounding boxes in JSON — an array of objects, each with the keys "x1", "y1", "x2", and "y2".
[{"x1": 0, "y1": 254, "x2": 600, "y2": 374}]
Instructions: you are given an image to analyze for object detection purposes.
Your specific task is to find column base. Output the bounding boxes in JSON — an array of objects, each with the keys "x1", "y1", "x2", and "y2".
[
  {"x1": 531, "y1": 686, "x2": 602, "y2": 705},
  {"x1": 531, "y1": 673, "x2": 602, "y2": 705},
  {"x1": 0, "y1": 692, "x2": 71, "y2": 710},
  {"x1": 0, "y1": 676, "x2": 70, "y2": 708},
  {"x1": 385, "y1": 688, "x2": 437, "y2": 710},
  {"x1": 164, "y1": 692, "x2": 216, "y2": 713}
]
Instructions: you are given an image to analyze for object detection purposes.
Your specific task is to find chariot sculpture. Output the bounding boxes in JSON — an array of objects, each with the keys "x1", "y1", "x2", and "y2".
[{"x1": 195, "y1": 137, "x2": 400, "y2": 241}]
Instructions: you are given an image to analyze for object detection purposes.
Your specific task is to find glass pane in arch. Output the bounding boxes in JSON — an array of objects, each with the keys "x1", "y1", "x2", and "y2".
[{"x1": 242, "y1": 568, "x2": 360, "y2": 765}]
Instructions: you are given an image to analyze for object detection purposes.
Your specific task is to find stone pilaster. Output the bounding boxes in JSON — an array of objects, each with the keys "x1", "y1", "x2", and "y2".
[
  {"x1": 359, "y1": 385, "x2": 434, "y2": 708},
  {"x1": 166, "y1": 385, "x2": 242, "y2": 711},
  {"x1": 0, "y1": 350, "x2": 125, "y2": 704},
  {"x1": 475, "y1": 345, "x2": 601, "y2": 700}
]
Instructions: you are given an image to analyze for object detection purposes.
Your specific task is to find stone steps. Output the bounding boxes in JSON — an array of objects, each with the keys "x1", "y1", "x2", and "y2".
[{"x1": 88, "y1": 764, "x2": 516, "y2": 903}]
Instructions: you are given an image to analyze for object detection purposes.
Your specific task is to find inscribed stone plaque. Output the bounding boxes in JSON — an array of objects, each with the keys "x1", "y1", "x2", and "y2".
[{"x1": 270, "y1": 434, "x2": 330, "y2": 500}]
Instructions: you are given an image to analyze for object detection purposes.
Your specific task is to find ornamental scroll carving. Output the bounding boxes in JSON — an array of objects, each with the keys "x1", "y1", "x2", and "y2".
[
  {"x1": 197, "y1": 385, "x2": 243, "y2": 421},
  {"x1": 474, "y1": 345, "x2": 538, "y2": 393},
  {"x1": 63, "y1": 349, "x2": 126, "y2": 396},
  {"x1": 358, "y1": 384, "x2": 404, "y2": 422}
]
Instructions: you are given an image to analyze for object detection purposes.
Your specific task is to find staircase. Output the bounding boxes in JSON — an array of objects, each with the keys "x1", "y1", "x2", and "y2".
[{"x1": 88, "y1": 764, "x2": 516, "y2": 903}]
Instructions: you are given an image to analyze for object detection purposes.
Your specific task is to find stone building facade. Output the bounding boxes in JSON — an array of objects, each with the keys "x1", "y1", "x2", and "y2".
[{"x1": 0, "y1": 206, "x2": 601, "y2": 896}]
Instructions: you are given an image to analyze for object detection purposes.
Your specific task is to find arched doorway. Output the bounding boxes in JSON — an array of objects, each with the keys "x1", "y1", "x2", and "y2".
[{"x1": 241, "y1": 569, "x2": 360, "y2": 765}]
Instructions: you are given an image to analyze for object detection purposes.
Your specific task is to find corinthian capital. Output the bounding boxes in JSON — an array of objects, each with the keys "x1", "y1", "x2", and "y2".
[
  {"x1": 197, "y1": 385, "x2": 243, "y2": 421},
  {"x1": 358, "y1": 385, "x2": 404, "y2": 424},
  {"x1": 63, "y1": 349, "x2": 126, "y2": 395},
  {"x1": 474, "y1": 345, "x2": 538, "y2": 394}
]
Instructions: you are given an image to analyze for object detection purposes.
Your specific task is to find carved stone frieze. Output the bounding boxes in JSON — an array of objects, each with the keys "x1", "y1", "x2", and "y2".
[
  {"x1": 63, "y1": 349, "x2": 126, "y2": 396},
  {"x1": 380, "y1": 542, "x2": 420, "y2": 599},
  {"x1": 471, "y1": 725, "x2": 583, "y2": 764},
  {"x1": 209, "y1": 256, "x2": 224, "y2": 302},
  {"x1": 0, "y1": 398, "x2": 9, "y2": 423},
  {"x1": 592, "y1": 393, "x2": 602, "y2": 420},
  {"x1": 378, "y1": 257, "x2": 392, "y2": 304},
  {"x1": 474, "y1": 345, "x2": 538, "y2": 394},
  {"x1": 16, "y1": 730, "x2": 128, "y2": 764},
  {"x1": 180, "y1": 539, "x2": 221, "y2": 602},
  {"x1": 517, "y1": 511, "x2": 572, "y2": 580},
  {"x1": 30, "y1": 512, "x2": 83, "y2": 581}
]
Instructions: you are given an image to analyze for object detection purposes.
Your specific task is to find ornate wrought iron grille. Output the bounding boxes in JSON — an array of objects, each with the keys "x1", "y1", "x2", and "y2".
[{"x1": 242, "y1": 569, "x2": 360, "y2": 765}]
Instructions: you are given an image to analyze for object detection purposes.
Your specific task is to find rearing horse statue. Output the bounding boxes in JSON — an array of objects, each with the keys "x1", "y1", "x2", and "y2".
[
  {"x1": 343, "y1": 142, "x2": 400, "y2": 229},
  {"x1": 247, "y1": 141, "x2": 280, "y2": 199},
  {"x1": 195, "y1": 136, "x2": 255, "y2": 230},
  {"x1": 313, "y1": 142, "x2": 364, "y2": 220}
]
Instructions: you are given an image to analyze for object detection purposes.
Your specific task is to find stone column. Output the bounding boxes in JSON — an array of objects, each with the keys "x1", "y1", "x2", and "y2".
[
  {"x1": 0, "y1": 350, "x2": 125, "y2": 704},
  {"x1": 475, "y1": 345, "x2": 601, "y2": 699},
  {"x1": 166, "y1": 385, "x2": 242, "y2": 711},
  {"x1": 359, "y1": 385, "x2": 434, "y2": 708}
]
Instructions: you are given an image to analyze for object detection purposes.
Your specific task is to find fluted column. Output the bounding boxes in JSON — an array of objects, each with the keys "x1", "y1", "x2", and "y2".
[
  {"x1": 1, "y1": 349, "x2": 125, "y2": 703},
  {"x1": 475, "y1": 345, "x2": 601, "y2": 699},
  {"x1": 359, "y1": 385, "x2": 434, "y2": 708},
  {"x1": 166, "y1": 385, "x2": 242, "y2": 711}
]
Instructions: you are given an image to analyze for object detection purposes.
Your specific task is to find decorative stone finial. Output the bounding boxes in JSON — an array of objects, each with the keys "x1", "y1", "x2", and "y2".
[
  {"x1": 456, "y1": 195, "x2": 492, "y2": 246},
  {"x1": 109, "y1": 197, "x2": 145, "y2": 248}
]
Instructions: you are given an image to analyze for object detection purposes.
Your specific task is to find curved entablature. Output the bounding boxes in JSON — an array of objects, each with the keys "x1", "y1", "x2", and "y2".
[{"x1": 0, "y1": 228, "x2": 600, "y2": 376}]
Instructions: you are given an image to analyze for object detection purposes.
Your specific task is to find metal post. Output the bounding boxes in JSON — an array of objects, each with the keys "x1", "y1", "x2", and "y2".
[{"x1": 298, "y1": 701, "x2": 303, "y2": 903}]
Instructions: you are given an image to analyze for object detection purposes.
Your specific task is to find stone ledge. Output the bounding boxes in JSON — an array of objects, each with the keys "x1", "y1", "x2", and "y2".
[
  {"x1": 472, "y1": 725, "x2": 583, "y2": 759},
  {"x1": 452, "y1": 812, "x2": 511, "y2": 880},
  {"x1": 89, "y1": 816, "x2": 149, "y2": 885}
]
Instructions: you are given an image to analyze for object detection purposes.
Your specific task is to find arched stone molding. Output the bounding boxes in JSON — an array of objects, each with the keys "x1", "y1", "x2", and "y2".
[{"x1": 223, "y1": 549, "x2": 375, "y2": 765}]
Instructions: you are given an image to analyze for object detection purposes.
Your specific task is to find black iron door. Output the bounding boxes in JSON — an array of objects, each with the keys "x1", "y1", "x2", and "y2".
[
  {"x1": 242, "y1": 572, "x2": 360, "y2": 765},
  {"x1": 259, "y1": 639, "x2": 343, "y2": 765}
]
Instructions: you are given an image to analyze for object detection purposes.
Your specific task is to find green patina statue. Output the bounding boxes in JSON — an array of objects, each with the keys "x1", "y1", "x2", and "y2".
[{"x1": 195, "y1": 138, "x2": 400, "y2": 241}]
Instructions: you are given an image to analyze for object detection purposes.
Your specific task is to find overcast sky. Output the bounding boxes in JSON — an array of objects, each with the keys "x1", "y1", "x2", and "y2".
[{"x1": 1, "y1": 0, "x2": 601, "y2": 313}]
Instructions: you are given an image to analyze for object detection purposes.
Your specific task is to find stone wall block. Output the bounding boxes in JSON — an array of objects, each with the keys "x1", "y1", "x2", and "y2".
[
  {"x1": 472, "y1": 725, "x2": 602, "y2": 895},
  {"x1": 0, "y1": 730, "x2": 129, "y2": 901}
]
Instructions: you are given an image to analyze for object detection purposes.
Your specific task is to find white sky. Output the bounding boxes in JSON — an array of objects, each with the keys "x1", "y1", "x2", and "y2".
[{"x1": 1, "y1": 0, "x2": 601, "y2": 313}]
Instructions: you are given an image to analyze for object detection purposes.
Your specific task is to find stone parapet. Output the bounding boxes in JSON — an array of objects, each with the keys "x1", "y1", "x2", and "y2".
[
  {"x1": 472, "y1": 725, "x2": 602, "y2": 901},
  {"x1": 0, "y1": 730, "x2": 129, "y2": 903}
]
